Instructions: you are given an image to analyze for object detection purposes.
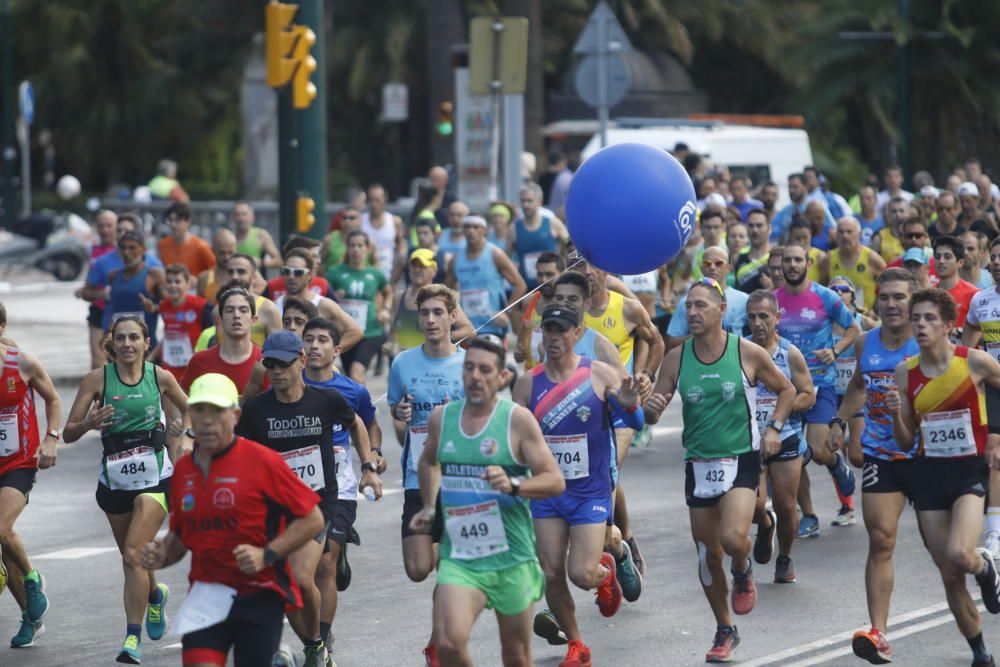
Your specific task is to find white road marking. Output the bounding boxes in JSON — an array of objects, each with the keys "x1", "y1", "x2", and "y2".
[
  {"x1": 743, "y1": 596, "x2": 979, "y2": 666},
  {"x1": 652, "y1": 425, "x2": 682, "y2": 439},
  {"x1": 34, "y1": 546, "x2": 119, "y2": 560}
]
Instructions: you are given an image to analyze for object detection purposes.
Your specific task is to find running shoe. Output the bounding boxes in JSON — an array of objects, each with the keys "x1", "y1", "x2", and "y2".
[
  {"x1": 851, "y1": 627, "x2": 892, "y2": 664},
  {"x1": 533, "y1": 608, "x2": 568, "y2": 645},
  {"x1": 731, "y1": 562, "x2": 756, "y2": 615},
  {"x1": 774, "y1": 555, "x2": 796, "y2": 584},
  {"x1": 10, "y1": 614, "x2": 44, "y2": 648},
  {"x1": 986, "y1": 531, "x2": 1000, "y2": 561},
  {"x1": 753, "y1": 509, "x2": 777, "y2": 565},
  {"x1": 271, "y1": 643, "x2": 298, "y2": 667},
  {"x1": 23, "y1": 572, "x2": 48, "y2": 622},
  {"x1": 559, "y1": 639, "x2": 592, "y2": 667},
  {"x1": 595, "y1": 552, "x2": 623, "y2": 617},
  {"x1": 975, "y1": 547, "x2": 1000, "y2": 614},
  {"x1": 336, "y1": 546, "x2": 352, "y2": 592},
  {"x1": 145, "y1": 583, "x2": 169, "y2": 640},
  {"x1": 423, "y1": 642, "x2": 440, "y2": 667},
  {"x1": 626, "y1": 535, "x2": 648, "y2": 577},
  {"x1": 303, "y1": 642, "x2": 330, "y2": 667},
  {"x1": 616, "y1": 540, "x2": 643, "y2": 602},
  {"x1": 797, "y1": 514, "x2": 820, "y2": 539},
  {"x1": 632, "y1": 425, "x2": 652, "y2": 448},
  {"x1": 705, "y1": 625, "x2": 740, "y2": 663},
  {"x1": 829, "y1": 450, "x2": 856, "y2": 497},
  {"x1": 116, "y1": 634, "x2": 141, "y2": 664},
  {"x1": 831, "y1": 504, "x2": 856, "y2": 526},
  {"x1": 972, "y1": 656, "x2": 996, "y2": 667}
]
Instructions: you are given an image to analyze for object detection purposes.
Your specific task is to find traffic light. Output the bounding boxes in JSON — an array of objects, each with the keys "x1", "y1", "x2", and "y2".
[
  {"x1": 265, "y1": 1, "x2": 298, "y2": 87},
  {"x1": 436, "y1": 101, "x2": 454, "y2": 136},
  {"x1": 290, "y1": 26, "x2": 317, "y2": 109},
  {"x1": 296, "y1": 196, "x2": 316, "y2": 233}
]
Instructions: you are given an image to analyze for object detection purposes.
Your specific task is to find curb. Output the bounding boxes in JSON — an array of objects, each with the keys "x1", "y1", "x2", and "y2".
[{"x1": 0, "y1": 280, "x2": 83, "y2": 295}]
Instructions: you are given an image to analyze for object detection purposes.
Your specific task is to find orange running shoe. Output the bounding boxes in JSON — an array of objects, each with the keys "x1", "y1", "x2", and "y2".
[
  {"x1": 423, "y1": 642, "x2": 440, "y2": 667},
  {"x1": 731, "y1": 562, "x2": 757, "y2": 615},
  {"x1": 559, "y1": 639, "x2": 592, "y2": 667},
  {"x1": 852, "y1": 627, "x2": 892, "y2": 664},
  {"x1": 595, "y1": 552, "x2": 623, "y2": 617},
  {"x1": 705, "y1": 625, "x2": 740, "y2": 663}
]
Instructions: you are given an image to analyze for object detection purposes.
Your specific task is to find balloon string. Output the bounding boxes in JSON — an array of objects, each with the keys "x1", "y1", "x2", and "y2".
[{"x1": 371, "y1": 257, "x2": 585, "y2": 406}]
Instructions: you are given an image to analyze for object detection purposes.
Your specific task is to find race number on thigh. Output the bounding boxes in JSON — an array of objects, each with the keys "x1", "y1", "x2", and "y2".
[
  {"x1": 691, "y1": 457, "x2": 738, "y2": 499},
  {"x1": 444, "y1": 500, "x2": 509, "y2": 560},
  {"x1": 0, "y1": 410, "x2": 19, "y2": 456},
  {"x1": 281, "y1": 445, "x2": 325, "y2": 490},
  {"x1": 105, "y1": 446, "x2": 161, "y2": 491},
  {"x1": 546, "y1": 434, "x2": 589, "y2": 480},
  {"x1": 920, "y1": 410, "x2": 977, "y2": 458}
]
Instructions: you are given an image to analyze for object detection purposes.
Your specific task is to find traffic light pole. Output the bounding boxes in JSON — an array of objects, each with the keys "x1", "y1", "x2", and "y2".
[
  {"x1": 294, "y1": 0, "x2": 326, "y2": 240},
  {"x1": 277, "y1": 86, "x2": 298, "y2": 246}
]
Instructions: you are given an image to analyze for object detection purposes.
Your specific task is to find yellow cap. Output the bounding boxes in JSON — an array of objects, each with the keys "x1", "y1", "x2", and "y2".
[
  {"x1": 187, "y1": 373, "x2": 240, "y2": 408},
  {"x1": 409, "y1": 248, "x2": 438, "y2": 267}
]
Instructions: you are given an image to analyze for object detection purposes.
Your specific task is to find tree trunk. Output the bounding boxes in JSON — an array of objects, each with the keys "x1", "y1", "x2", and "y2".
[
  {"x1": 425, "y1": 0, "x2": 465, "y2": 168},
  {"x1": 502, "y1": 0, "x2": 544, "y2": 171}
]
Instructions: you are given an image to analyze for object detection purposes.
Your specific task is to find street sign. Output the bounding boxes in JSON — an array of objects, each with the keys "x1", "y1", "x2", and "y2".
[
  {"x1": 382, "y1": 83, "x2": 408, "y2": 122},
  {"x1": 575, "y1": 53, "x2": 630, "y2": 109},
  {"x1": 18, "y1": 81, "x2": 34, "y2": 125},
  {"x1": 573, "y1": 1, "x2": 632, "y2": 55},
  {"x1": 468, "y1": 17, "x2": 529, "y2": 95}
]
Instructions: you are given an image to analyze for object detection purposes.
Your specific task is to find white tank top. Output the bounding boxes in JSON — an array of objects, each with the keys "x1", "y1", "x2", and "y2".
[
  {"x1": 274, "y1": 291, "x2": 322, "y2": 312},
  {"x1": 361, "y1": 211, "x2": 397, "y2": 280}
]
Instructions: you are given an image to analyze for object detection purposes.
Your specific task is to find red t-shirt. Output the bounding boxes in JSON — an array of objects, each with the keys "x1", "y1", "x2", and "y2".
[
  {"x1": 159, "y1": 294, "x2": 211, "y2": 379},
  {"x1": 170, "y1": 437, "x2": 320, "y2": 605},
  {"x1": 265, "y1": 276, "x2": 330, "y2": 302},
  {"x1": 947, "y1": 279, "x2": 980, "y2": 328},
  {"x1": 0, "y1": 348, "x2": 40, "y2": 476},
  {"x1": 180, "y1": 345, "x2": 266, "y2": 394}
]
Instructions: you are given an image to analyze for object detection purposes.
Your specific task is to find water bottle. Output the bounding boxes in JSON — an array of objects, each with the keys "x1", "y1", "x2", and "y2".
[{"x1": 363, "y1": 486, "x2": 376, "y2": 502}]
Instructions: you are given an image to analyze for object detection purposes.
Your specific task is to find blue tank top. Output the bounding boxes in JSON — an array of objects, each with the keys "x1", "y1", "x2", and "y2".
[
  {"x1": 860, "y1": 328, "x2": 920, "y2": 460},
  {"x1": 573, "y1": 328, "x2": 600, "y2": 361},
  {"x1": 528, "y1": 357, "x2": 612, "y2": 498},
  {"x1": 454, "y1": 242, "x2": 506, "y2": 336},
  {"x1": 754, "y1": 337, "x2": 803, "y2": 442},
  {"x1": 514, "y1": 216, "x2": 556, "y2": 290},
  {"x1": 105, "y1": 265, "x2": 158, "y2": 344}
]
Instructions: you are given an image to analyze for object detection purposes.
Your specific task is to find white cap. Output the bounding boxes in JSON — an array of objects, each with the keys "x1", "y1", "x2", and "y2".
[
  {"x1": 462, "y1": 215, "x2": 488, "y2": 227},
  {"x1": 958, "y1": 181, "x2": 979, "y2": 197},
  {"x1": 704, "y1": 192, "x2": 727, "y2": 209},
  {"x1": 919, "y1": 185, "x2": 938, "y2": 198}
]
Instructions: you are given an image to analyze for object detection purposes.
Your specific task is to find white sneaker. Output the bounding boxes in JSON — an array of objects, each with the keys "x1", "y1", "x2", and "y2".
[{"x1": 985, "y1": 531, "x2": 1000, "y2": 560}]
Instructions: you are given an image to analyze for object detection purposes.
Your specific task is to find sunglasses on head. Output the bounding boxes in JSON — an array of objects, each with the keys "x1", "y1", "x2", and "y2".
[
  {"x1": 281, "y1": 266, "x2": 310, "y2": 277},
  {"x1": 693, "y1": 276, "x2": 725, "y2": 299},
  {"x1": 262, "y1": 357, "x2": 294, "y2": 370}
]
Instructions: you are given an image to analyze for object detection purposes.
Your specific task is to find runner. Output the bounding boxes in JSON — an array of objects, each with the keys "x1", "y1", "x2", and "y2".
[
  {"x1": 265, "y1": 237, "x2": 333, "y2": 303},
  {"x1": 733, "y1": 209, "x2": 773, "y2": 293},
  {"x1": 826, "y1": 268, "x2": 921, "y2": 663},
  {"x1": 508, "y1": 183, "x2": 570, "y2": 290},
  {"x1": 237, "y1": 330, "x2": 381, "y2": 667},
  {"x1": 0, "y1": 303, "x2": 61, "y2": 649},
  {"x1": 668, "y1": 247, "x2": 750, "y2": 346},
  {"x1": 77, "y1": 208, "x2": 118, "y2": 368},
  {"x1": 327, "y1": 230, "x2": 393, "y2": 383},
  {"x1": 182, "y1": 287, "x2": 266, "y2": 395},
  {"x1": 644, "y1": 278, "x2": 795, "y2": 662},
  {"x1": 157, "y1": 202, "x2": 215, "y2": 278},
  {"x1": 516, "y1": 252, "x2": 564, "y2": 370},
  {"x1": 104, "y1": 231, "x2": 167, "y2": 347},
  {"x1": 821, "y1": 217, "x2": 886, "y2": 311},
  {"x1": 301, "y1": 317, "x2": 386, "y2": 656},
  {"x1": 389, "y1": 249, "x2": 475, "y2": 354},
  {"x1": 746, "y1": 290, "x2": 815, "y2": 584},
  {"x1": 437, "y1": 201, "x2": 469, "y2": 268},
  {"x1": 321, "y1": 205, "x2": 361, "y2": 274},
  {"x1": 933, "y1": 235, "x2": 979, "y2": 341},
  {"x1": 513, "y1": 305, "x2": 645, "y2": 665},
  {"x1": 63, "y1": 316, "x2": 190, "y2": 663},
  {"x1": 137, "y1": 373, "x2": 325, "y2": 667},
  {"x1": 282, "y1": 296, "x2": 320, "y2": 337},
  {"x1": 388, "y1": 284, "x2": 466, "y2": 665},
  {"x1": 408, "y1": 337, "x2": 565, "y2": 667},
  {"x1": 361, "y1": 183, "x2": 406, "y2": 283},
  {"x1": 195, "y1": 228, "x2": 237, "y2": 304},
  {"x1": 887, "y1": 288, "x2": 1000, "y2": 667},
  {"x1": 232, "y1": 200, "x2": 282, "y2": 271},
  {"x1": 775, "y1": 243, "x2": 860, "y2": 536}
]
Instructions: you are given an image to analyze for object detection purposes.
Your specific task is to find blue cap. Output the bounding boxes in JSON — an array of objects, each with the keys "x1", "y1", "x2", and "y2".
[
  {"x1": 262, "y1": 330, "x2": 303, "y2": 362},
  {"x1": 902, "y1": 247, "x2": 928, "y2": 265}
]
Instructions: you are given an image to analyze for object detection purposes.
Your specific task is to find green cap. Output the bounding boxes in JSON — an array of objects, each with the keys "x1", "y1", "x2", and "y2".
[{"x1": 187, "y1": 373, "x2": 239, "y2": 408}]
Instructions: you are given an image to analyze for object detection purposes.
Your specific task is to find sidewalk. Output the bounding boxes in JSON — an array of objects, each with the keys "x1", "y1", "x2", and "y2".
[{"x1": 2, "y1": 281, "x2": 91, "y2": 384}]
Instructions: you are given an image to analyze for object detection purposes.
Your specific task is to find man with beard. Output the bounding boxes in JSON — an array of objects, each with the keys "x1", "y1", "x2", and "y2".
[{"x1": 517, "y1": 252, "x2": 564, "y2": 370}]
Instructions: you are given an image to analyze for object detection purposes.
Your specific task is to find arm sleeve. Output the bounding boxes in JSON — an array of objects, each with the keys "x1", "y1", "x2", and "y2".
[
  {"x1": 666, "y1": 298, "x2": 689, "y2": 337},
  {"x1": 608, "y1": 396, "x2": 645, "y2": 430},
  {"x1": 261, "y1": 448, "x2": 321, "y2": 517}
]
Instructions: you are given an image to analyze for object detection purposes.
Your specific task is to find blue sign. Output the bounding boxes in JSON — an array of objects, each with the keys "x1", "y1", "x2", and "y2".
[{"x1": 19, "y1": 81, "x2": 34, "y2": 125}]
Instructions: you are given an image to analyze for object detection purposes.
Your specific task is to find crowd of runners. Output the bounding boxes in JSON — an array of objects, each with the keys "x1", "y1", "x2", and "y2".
[{"x1": 2, "y1": 159, "x2": 1000, "y2": 666}]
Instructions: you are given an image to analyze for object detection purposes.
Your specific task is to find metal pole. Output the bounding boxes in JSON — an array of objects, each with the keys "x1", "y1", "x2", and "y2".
[
  {"x1": 488, "y1": 18, "x2": 504, "y2": 201},
  {"x1": 295, "y1": 0, "x2": 327, "y2": 239},
  {"x1": 596, "y1": 14, "x2": 608, "y2": 148},
  {"x1": 897, "y1": 0, "x2": 911, "y2": 184},
  {"x1": 17, "y1": 117, "x2": 28, "y2": 215},
  {"x1": 0, "y1": 0, "x2": 16, "y2": 226},
  {"x1": 277, "y1": 87, "x2": 298, "y2": 246}
]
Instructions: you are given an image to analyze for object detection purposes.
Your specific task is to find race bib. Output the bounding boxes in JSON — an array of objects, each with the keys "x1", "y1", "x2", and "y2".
[
  {"x1": 105, "y1": 446, "x2": 161, "y2": 491},
  {"x1": 342, "y1": 299, "x2": 369, "y2": 328},
  {"x1": 163, "y1": 334, "x2": 193, "y2": 368},
  {"x1": 445, "y1": 500, "x2": 510, "y2": 560},
  {"x1": 281, "y1": 445, "x2": 325, "y2": 490},
  {"x1": 408, "y1": 426, "x2": 428, "y2": 471},
  {"x1": 691, "y1": 457, "x2": 738, "y2": 499},
  {"x1": 0, "y1": 410, "x2": 19, "y2": 456},
  {"x1": 835, "y1": 357, "x2": 855, "y2": 393},
  {"x1": 920, "y1": 409, "x2": 977, "y2": 458},
  {"x1": 461, "y1": 289, "x2": 491, "y2": 317},
  {"x1": 546, "y1": 434, "x2": 589, "y2": 480},
  {"x1": 986, "y1": 342, "x2": 1000, "y2": 364},
  {"x1": 334, "y1": 445, "x2": 349, "y2": 487},
  {"x1": 754, "y1": 396, "x2": 776, "y2": 431},
  {"x1": 530, "y1": 329, "x2": 544, "y2": 363},
  {"x1": 523, "y1": 252, "x2": 542, "y2": 281}
]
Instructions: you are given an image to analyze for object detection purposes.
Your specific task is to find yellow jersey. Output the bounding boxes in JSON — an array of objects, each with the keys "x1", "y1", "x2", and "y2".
[
  {"x1": 584, "y1": 290, "x2": 634, "y2": 372},
  {"x1": 876, "y1": 228, "x2": 904, "y2": 264},
  {"x1": 830, "y1": 246, "x2": 877, "y2": 310}
]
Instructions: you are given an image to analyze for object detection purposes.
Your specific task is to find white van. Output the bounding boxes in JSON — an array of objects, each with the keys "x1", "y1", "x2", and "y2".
[{"x1": 579, "y1": 119, "x2": 814, "y2": 205}]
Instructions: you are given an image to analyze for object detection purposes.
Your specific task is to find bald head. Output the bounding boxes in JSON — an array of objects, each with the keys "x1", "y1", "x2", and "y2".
[
  {"x1": 836, "y1": 216, "x2": 861, "y2": 249},
  {"x1": 700, "y1": 246, "x2": 730, "y2": 282},
  {"x1": 213, "y1": 228, "x2": 237, "y2": 267},
  {"x1": 804, "y1": 200, "x2": 827, "y2": 227},
  {"x1": 429, "y1": 166, "x2": 448, "y2": 191}
]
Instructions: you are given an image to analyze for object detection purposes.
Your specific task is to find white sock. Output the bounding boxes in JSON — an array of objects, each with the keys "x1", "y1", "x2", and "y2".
[{"x1": 988, "y1": 507, "x2": 1000, "y2": 534}]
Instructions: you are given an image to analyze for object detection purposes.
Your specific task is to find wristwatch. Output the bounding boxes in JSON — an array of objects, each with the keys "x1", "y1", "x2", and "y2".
[
  {"x1": 766, "y1": 419, "x2": 784, "y2": 433},
  {"x1": 508, "y1": 476, "x2": 522, "y2": 496},
  {"x1": 361, "y1": 461, "x2": 378, "y2": 474},
  {"x1": 828, "y1": 416, "x2": 848, "y2": 432},
  {"x1": 263, "y1": 546, "x2": 279, "y2": 567},
  {"x1": 183, "y1": 428, "x2": 196, "y2": 439},
  {"x1": 46, "y1": 429, "x2": 60, "y2": 441}
]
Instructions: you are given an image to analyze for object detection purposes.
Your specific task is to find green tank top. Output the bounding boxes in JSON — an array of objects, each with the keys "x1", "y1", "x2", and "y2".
[
  {"x1": 100, "y1": 361, "x2": 170, "y2": 487},
  {"x1": 678, "y1": 334, "x2": 758, "y2": 459},
  {"x1": 322, "y1": 232, "x2": 346, "y2": 275},
  {"x1": 393, "y1": 295, "x2": 424, "y2": 350},
  {"x1": 437, "y1": 399, "x2": 535, "y2": 571},
  {"x1": 236, "y1": 227, "x2": 262, "y2": 260},
  {"x1": 103, "y1": 362, "x2": 163, "y2": 435}
]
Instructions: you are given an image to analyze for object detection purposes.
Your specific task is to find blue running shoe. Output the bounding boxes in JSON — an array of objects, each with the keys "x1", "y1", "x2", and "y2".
[
  {"x1": 797, "y1": 514, "x2": 820, "y2": 539},
  {"x1": 10, "y1": 614, "x2": 44, "y2": 648},
  {"x1": 829, "y1": 450, "x2": 856, "y2": 497},
  {"x1": 616, "y1": 540, "x2": 643, "y2": 602},
  {"x1": 116, "y1": 634, "x2": 141, "y2": 664},
  {"x1": 23, "y1": 572, "x2": 48, "y2": 623},
  {"x1": 146, "y1": 583, "x2": 168, "y2": 640}
]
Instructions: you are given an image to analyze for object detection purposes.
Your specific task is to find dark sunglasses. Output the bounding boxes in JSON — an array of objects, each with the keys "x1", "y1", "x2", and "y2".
[
  {"x1": 262, "y1": 357, "x2": 295, "y2": 370},
  {"x1": 904, "y1": 232, "x2": 927, "y2": 240},
  {"x1": 830, "y1": 284, "x2": 853, "y2": 294},
  {"x1": 282, "y1": 266, "x2": 310, "y2": 277}
]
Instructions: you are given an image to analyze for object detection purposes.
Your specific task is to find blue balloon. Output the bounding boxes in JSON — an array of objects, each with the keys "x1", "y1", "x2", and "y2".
[{"x1": 565, "y1": 143, "x2": 697, "y2": 275}]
